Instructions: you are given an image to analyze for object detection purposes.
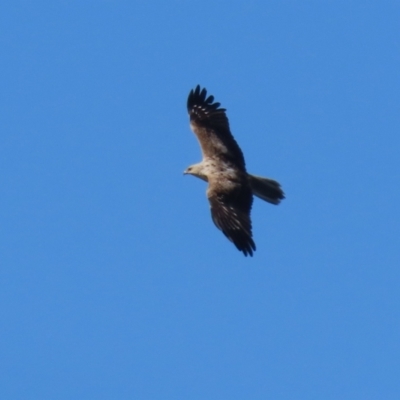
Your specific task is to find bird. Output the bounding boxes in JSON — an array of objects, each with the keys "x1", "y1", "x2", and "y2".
[{"x1": 184, "y1": 85, "x2": 284, "y2": 256}]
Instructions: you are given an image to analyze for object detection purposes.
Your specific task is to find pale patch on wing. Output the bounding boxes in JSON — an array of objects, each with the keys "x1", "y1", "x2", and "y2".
[{"x1": 209, "y1": 136, "x2": 228, "y2": 154}]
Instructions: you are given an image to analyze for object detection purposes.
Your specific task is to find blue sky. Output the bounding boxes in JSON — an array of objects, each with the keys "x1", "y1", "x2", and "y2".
[{"x1": 1, "y1": 1, "x2": 399, "y2": 399}]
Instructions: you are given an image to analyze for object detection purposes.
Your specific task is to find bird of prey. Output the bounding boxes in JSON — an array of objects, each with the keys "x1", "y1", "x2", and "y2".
[{"x1": 184, "y1": 85, "x2": 285, "y2": 256}]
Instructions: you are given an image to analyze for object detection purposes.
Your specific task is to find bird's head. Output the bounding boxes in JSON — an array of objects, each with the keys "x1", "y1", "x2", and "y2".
[{"x1": 183, "y1": 163, "x2": 208, "y2": 182}]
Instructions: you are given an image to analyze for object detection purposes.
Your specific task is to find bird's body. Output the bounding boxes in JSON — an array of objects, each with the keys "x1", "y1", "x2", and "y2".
[{"x1": 185, "y1": 85, "x2": 284, "y2": 256}]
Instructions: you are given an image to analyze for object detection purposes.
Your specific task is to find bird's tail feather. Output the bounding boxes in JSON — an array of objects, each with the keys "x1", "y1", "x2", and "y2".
[{"x1": 248, "y1": 174, "x2": 285, "y2": 205}]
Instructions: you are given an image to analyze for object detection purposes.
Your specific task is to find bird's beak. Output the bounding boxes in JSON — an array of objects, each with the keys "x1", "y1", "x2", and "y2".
[{"x1": 183, "y1": 169, "x2": 188, "y2": 175}]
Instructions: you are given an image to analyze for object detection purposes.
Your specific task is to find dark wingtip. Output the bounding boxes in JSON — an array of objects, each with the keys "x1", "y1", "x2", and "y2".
[
  {"x1": 230, "y1": 232, "x2": 256, "y2": 257},
  {"x1": 240, "y1": 240, "x2": 256, "y2": 257},
  {"x1": 187, "y1": 85, "x2": 226, "y2": 114}
]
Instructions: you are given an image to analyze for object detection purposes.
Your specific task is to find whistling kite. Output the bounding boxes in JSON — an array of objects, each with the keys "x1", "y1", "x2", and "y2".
[{"x1": 184, "y1": 85, "x2": 284, "y2": 256}]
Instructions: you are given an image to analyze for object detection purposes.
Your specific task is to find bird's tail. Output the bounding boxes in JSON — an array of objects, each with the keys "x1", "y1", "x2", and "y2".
[{"x1": 248, "y1": 174, "x2": 285, "y2": 205}]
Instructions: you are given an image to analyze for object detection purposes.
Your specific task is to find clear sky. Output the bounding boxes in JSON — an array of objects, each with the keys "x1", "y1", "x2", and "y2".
[{"x1": 1, "y1": 1, "x2": 399, "y2": 399}]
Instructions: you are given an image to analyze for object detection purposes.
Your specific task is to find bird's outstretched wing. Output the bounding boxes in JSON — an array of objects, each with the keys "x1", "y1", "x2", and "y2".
[
  {"x1": 208, "y1": 186, "x2": 255, "y2": 257},
  {"x1": 187, "y1": 85, "x2": 246, "y2": 168}
]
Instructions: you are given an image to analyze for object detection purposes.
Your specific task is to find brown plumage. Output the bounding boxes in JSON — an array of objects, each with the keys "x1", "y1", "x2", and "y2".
[{"x1": 184, "y1": 85, "x2": 284, "y2": 256}]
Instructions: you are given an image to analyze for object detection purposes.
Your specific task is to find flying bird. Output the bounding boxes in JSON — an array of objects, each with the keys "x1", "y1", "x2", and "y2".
[{"x1": 184, "y1": 85, "x2": 284, "y2": 256}]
